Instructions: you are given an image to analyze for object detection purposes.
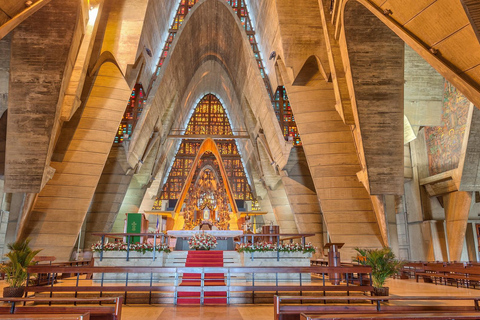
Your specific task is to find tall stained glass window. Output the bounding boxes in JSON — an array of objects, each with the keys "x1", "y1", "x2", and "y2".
[
  {"x1": 273, "y1": 86, "x2": 301, "y2": 146},
  {"x1": 157, "y1": 94, "x2": 254, "y2": 205},
  {"x1": 114, "y1": 83, "x2": 145, "y2": 144}
]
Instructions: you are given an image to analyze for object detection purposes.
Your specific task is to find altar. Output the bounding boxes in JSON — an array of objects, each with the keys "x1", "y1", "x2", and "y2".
[{"x1": 168, "y1": 230, "x2": 243, "y2": 251}]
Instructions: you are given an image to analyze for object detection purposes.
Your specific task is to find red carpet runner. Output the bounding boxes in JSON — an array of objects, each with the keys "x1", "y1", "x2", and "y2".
[{"x1": 177, "y1": 251, "x2": 227, "y2": 305}]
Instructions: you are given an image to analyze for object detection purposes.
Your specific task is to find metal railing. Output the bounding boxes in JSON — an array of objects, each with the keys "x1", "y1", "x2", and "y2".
[
  {"x1": 26, "y1": 265, "x2": 373, "y2": 305},
  {"x1": 239, "y1": 233, "x2": 315, "y2": 261},
  {"x1": 91, "y1": 233, "x2": 169, "y2": 262},
  {"x1": 91, "y1": 232, "x2": 316, "y2": 262}
]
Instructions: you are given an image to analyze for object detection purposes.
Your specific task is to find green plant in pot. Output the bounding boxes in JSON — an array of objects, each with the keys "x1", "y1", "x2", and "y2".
[
  {"x1": 1, "y1": 238, "x2": 41, "y2": 297},
  {"x1": 355, "y1": 247, "x2": 403, "y2": 296}
]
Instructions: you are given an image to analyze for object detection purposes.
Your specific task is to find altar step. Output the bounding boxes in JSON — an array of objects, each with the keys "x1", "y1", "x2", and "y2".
[
  {"x1": 165, "y1": 250, "x2": 241, "y2": 268},
  {"x1": 177, "y1": 251, "x2": 227, "y2": 305},
  {"x1": 177, "y1": 291, "x2": 227, "y2": 305},
  {"x1": 182, "y1": 273, "x2": 224, "y2": 279}
]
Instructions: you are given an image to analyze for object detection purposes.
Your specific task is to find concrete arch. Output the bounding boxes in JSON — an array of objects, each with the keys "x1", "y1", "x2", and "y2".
[
  {"x1": 128, "y1": 0, "x2": 291, "y2": 173},
  {"x1": 174, "y1": 138, "x2": 238, "y2": 215},
  {"x1": 158, "y1": 59, "x2": 261, "y2": 196},
  {"x1": 293, "y1": 54, "x2": 331, "y2": 85},
  {"x1": 20, "y1": 61, "x2": 132, "y2": 260},
  {"x1": 275, "y1": 55, "x2": 385, "y2": 257}
]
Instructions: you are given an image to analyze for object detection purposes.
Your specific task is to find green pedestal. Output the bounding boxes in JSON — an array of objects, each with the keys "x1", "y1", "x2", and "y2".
[{"x1": 126, "y1": 213, "x2": 142, "y2": 243}]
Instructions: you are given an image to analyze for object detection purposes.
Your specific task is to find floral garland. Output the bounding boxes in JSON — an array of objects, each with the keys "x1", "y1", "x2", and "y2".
[
  {"x1": 91, "y1": 241, "x2": 171, "y2": 254},
  {"x1": 188, "y1": 232, "x2": 217, "y2": 250},
  {"x1": 237, "y1": 241, "x2": 315, "y2": 254}
]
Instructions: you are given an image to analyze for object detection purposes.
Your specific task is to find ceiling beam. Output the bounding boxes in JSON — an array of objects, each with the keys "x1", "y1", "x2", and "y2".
[{"x1": 0, "y1": 0, "x2": 52, "y2": 40}]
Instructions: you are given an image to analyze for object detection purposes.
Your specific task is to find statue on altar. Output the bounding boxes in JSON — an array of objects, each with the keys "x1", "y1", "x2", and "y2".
[{"x1": 183, "y1": 167, "x2": 230, "y2": 230}]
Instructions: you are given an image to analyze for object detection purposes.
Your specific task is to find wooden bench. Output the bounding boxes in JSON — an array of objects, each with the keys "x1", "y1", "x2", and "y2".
[
  {"x1": 274, "y1": 295, "x2": 480, "y2": 320},
  {"x1": 0, "y1": 314, "x2": 90, "y2": 319},
  {"x1": 0, "y1": 297, "x2": 122, "y2": 320},
  {"x1": 414, "y1": 264, "x2": 480, "y2": 287},
  {"x1": 33, "y1": 256, "x2": 56, "y2": 265},
  {"x1": 301, "y1": 313, "x2": 480, "y2": 320},
  {"x1": 399, "y1": 262, "x2": 425, "y2": 279}
]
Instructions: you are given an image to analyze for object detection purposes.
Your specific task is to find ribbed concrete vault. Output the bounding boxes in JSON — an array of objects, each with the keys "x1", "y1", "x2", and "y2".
[
  {"x1": 128, "y1": 0, "x2": 291, "y2": 175},
  {"x1": 151, "y1": 57, "x2": 294, "y2": 230}
]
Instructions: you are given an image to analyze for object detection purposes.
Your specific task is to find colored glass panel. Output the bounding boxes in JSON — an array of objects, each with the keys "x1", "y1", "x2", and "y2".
[
  {"x1": 273, "y1": 86, "x2": 301, "y2": 146},
  {"x1": 157, "y1": 94, "x2": 253, "y2": 204},
  {"x1": 114, "y1": 83, "x2": 145, "y2": 144}
]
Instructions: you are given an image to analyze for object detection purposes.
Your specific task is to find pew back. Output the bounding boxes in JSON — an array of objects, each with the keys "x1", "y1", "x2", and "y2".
[
  {"x1": 274, "y1": 295, "x2": 480, "y2": 320},
  {"x1": 0, "y1": 297, "x2": 122, "y2": 320}
]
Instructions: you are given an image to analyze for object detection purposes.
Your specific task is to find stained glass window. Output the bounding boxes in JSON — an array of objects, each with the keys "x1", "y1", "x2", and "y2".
[
  {"x1": 157, "y1": 94, "x2": 253, "y2": 204},
  {"x1": 114, "y1": 83, "x2": 145, "y2": 144},
  {"x1": 273, "y1": 86, "x2": 301, "y2": 146}
]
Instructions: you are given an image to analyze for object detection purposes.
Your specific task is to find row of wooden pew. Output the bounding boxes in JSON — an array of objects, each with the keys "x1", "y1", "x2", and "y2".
[
  {"x1": 400, "y1": 262, "x2": 480, "y2": 288},
  {"x1": 274, "y1": 295, "x2": 480, "y2": 320},
  {"x1": 0, "y1": 297, "x2": 122, "y2": 320}
]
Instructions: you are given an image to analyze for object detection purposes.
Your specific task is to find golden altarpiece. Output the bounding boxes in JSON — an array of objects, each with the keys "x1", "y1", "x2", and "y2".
[{"x1": 153, "y1": 94, "x2": 256, "y2": 231}]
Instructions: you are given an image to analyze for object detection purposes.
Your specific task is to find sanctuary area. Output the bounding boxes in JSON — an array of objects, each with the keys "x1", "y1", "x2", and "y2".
[{"x1": 0, "y1": 0, "x2": 480, "y2": 319}]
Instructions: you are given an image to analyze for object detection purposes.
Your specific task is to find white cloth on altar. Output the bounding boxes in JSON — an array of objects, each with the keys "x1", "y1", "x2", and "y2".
[{"x1": 167, "y1": 230, "x2": 244, "y2": 238}]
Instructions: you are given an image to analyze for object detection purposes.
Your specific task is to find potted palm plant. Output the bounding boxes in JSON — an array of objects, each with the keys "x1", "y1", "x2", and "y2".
[
  {"x1": 1, "y1": 238, "x2": 41, "y2": 297},
  {"x1": 355, "y1": 247, "x2": 403, "y2": 296}
]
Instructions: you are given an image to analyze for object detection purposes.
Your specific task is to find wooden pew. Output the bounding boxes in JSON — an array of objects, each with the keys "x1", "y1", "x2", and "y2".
[
  {"x1": 414, "y1": 264, "x2": 480, "y2": 287},
  {"x1": 0, "y1": 314, "x2": 90, "y2": 319},
  {"x1": 273, "y1": 295, "x2": 480, "y2": 320},
  {"x1": 33, "y1": 256, "x2": 56, "y2": 265},
  {"x1": 301, "y1": 313, "x2": 480, "y2": 320},
  {"x1": 400, "y1": 262, "x2": 425, "y2": 279},
  {"x1": 0, "y1": 297, "x2": 122, "y2": 320}
]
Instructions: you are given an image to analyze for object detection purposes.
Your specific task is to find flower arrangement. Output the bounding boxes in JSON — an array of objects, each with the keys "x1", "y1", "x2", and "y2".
[
  {"x1": 188, "y1": 232, "x2": 217, "y2": 250},
  {"x1": 280, "y1": 242, "x2": 316, "y2": 254},
  {"x1": 237, "y1": 241, "x2": 315, "y2": 254},
  {"x1": 91, "y1": 241, "x2": 171, "y2": 254}
]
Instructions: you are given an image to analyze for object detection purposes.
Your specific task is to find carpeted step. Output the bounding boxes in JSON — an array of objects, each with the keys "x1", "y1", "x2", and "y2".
[
  {"x1": 204, "y1": 297, "x2": 227, "y2": 305},
  {"x1": 177, "y1": 297, "x2": 200, "y2": 305},
  {"x1": 177, "y1": 291, "x2": 226, "y2": 297},
  {"x1": 185, "y1": 258, "x2": 223, "y2": 260},
  {"x1": 179, "y1": 280, "x2": 226, "y2": 286},
  {"x1": 185, "y1": 263, "x2": 223, "y2": 267},
  {"x1": 183, "y1": 273, "x2": 224, "y2": 279},
  {"x1": 178, "y1": 251, "x2": 227, "y2": 305},
  {"x1": 187, "y1": 254, "x2": 223, "y2": 257}
]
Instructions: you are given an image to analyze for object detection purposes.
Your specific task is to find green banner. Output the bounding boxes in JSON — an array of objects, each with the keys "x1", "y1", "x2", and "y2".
[{"x1": 126, "y1": 213, "x2": 142, "y2": 243}]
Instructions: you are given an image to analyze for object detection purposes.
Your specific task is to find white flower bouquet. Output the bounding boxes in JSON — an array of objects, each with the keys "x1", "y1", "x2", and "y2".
[{"x1": 188, "y1": 232, "x2": 217, "y2": 250}]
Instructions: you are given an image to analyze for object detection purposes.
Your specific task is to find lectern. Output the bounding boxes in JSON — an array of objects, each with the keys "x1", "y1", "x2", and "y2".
[{"x1": 323, "y1": 242, "x2": 344, "y2": 285}]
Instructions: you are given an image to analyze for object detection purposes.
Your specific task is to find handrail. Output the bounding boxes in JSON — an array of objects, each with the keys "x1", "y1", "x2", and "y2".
[
  {"x1": 91, "y1": 232, "x2": 315, "y2": 237},
  {"x1": 25, "y1": 265, "x2": 372, "y2": 305},
  {"x1": 239, "y1": 233, "x2": 315, "y2": 261},
  {"x1": 0, "y1": 297, "x2": 121, "y2": 303},
  {"x1": 275, "y1": 295, "x2": 480, "y2": 302},
  {"x1": 90, "y1": 232, "x2": 317, "y2": 262},
  {"x1": 91, "y1": 233, "x2": 169, "y2": 237},
  {"x1": 28, "y1": 265, "x2": 372, "y2": 273}
]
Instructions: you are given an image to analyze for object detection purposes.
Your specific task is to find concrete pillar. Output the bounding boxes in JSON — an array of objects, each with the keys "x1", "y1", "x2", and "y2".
[
  {"x1": 443, "y1": 191, "x2": 472, "y2": 261},
  {"x1": 394, "y1": 195, "x2": 411, "y2": 260},
  {"x1": 385, "y1": 195, "x2": 399, "y2": 255}
]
